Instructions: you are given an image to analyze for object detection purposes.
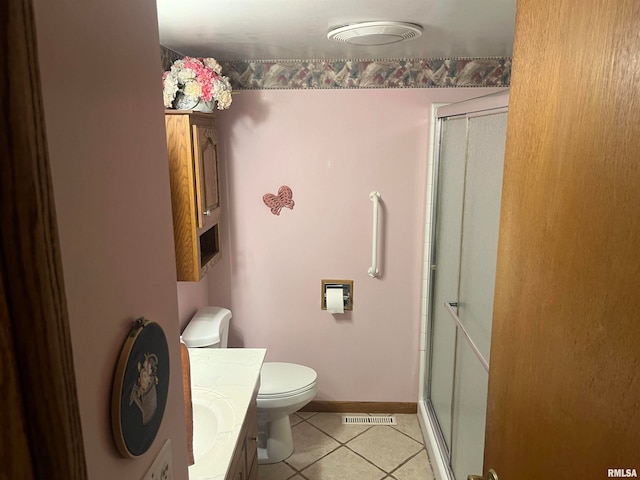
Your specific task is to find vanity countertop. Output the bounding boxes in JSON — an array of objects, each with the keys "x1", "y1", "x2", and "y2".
[{"x1": 187, "y1": 348, "x2": 266, "y2": 480}]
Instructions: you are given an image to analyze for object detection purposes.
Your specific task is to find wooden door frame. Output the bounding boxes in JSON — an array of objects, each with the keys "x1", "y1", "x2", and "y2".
[{"x1": 1, "y1": 0, "x2": 87, "y2": 477}]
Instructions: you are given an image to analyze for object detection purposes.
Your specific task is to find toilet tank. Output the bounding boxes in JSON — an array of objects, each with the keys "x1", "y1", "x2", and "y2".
[{"x1": 181, "y1": 306, "x2": 231, "y2": 348}]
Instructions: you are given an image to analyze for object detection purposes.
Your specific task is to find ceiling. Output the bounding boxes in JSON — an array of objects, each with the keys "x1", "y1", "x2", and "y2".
[{"x1": 155, "y1": 0, "x2": 517, "y2": 62}]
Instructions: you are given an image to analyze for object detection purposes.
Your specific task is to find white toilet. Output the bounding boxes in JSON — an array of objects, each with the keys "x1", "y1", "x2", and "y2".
[{"x1": 181, "y1": 306, "x2": 318, "y2": 464}]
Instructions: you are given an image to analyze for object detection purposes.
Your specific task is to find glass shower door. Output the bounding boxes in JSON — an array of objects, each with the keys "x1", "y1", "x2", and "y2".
[
  {"x1": 427, "y1": 109, "x2": 508, "y2": 479},
  {"x1": 450, "y1": 113, "x2": 507, "y2": 479},
  {"x1": 429, "y1": 117, "x2": 468, "y2": 453}
]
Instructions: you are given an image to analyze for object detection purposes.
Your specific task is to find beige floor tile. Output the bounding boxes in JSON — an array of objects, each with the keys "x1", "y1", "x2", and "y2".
[
  {"x1": 258, "y1": 461, "x2": 296, "y2": 480},
  {"x1": 392, "y1": 450, "x2": 434, "y2": 480},
  {"x1": 392, "y1": 415, "x2": 424, "y2": 443},
  {"x1": 289, "y1": 476, "x2": 306, "y2": 480},
  {"x1": 301, "y1": 446, "x2": 386, "y2": 480},
  {"x1": 347, "y1": 426, "x2": 423, "y2": 473},
  {"x1": 307, "y1": 413, "x2": 372, "y2": 443},
  {"x1": 290, "y1": 414, "x2": 304, "y2": 426},
  {"x1": 296, "y1": 411, "x2": 317, "y2": 419},
  {"x1": 285, "y1": 421, "x2": 340, "y2": 470}
]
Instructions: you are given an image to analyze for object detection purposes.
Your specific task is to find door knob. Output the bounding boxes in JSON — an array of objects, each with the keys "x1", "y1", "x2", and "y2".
[{"x1": 468, "y1": 469, "x2": 498, "y2": 480}]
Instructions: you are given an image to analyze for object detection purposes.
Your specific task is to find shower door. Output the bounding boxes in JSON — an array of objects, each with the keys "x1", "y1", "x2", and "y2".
[{"x1": 426, "y1": 94, "x2": 508, "y2": 480}]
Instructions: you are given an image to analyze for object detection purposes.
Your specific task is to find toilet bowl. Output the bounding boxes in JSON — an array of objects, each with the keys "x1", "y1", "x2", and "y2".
[
  {"x1": 181, "y1": 307, "x2": 318, "y2": 465},
  {"x1": 256, "y1": 362, "x2": 317, "y2": 464}
]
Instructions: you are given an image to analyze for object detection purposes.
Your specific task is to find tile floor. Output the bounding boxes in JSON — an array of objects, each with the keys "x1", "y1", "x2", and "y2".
[{"x1": 258, "y1": 413, "x2": 435, "y2": 480}]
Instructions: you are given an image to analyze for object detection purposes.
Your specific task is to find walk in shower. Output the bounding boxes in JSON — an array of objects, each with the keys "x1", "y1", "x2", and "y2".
[{"x1": 418, "y1": 91, "x2": 509, "y2": 480}]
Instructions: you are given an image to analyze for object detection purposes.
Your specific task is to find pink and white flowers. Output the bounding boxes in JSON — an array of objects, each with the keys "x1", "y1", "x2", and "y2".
[{"x1": 162, "y1": 56, "x2": 233, "y2": 110}]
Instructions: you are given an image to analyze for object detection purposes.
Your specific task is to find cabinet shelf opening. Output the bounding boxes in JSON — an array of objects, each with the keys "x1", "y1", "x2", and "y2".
[{"x1": 200, "y1": 224, "x2": 220, "y2": 268}]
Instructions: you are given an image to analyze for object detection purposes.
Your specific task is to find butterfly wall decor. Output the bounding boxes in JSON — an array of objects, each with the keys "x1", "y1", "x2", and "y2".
[{"x1": 263, "y1": 185, "x2": 295, "y2": 216}]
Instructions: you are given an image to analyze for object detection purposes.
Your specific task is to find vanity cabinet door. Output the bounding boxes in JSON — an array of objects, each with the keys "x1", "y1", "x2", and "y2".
[
  {"x1": 228, "y1": 444, "x2": 246, "y2": 480},
  {"x1": 192, "y1": 123, "x2": 220, "y2": 230},
  {"x1": 245, "y1": 400, "x2": 258, "y2": 480}
]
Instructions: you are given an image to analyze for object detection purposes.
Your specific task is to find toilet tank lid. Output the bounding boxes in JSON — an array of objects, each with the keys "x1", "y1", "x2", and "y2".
[{"x1": 181, "y1": 306, "x2": 232, "y2": 348}]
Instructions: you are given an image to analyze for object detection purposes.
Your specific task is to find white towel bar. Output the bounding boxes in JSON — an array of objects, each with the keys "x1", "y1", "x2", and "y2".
[
  {"x1": 444, "y1": 301, "x2": 489, "y2": 372},
  {"x1": 368, "y1": 191, "x2": 381, "y2": 278}
]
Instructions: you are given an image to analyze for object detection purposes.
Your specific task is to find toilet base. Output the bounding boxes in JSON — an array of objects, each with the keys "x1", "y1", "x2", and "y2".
[{"x1": 257, "y1": 414, "x2": 294, "y2": 464}]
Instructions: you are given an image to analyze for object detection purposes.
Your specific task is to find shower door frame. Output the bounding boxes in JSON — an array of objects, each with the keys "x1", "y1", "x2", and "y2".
[{"x1": 417, "y1": 90, "x2": 509, "y2": 480}]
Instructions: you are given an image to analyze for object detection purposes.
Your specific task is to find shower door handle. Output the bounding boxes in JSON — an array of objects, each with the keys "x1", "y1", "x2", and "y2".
[{"x1": 468, "y1": 469, "x2": 498, "y2": 480}]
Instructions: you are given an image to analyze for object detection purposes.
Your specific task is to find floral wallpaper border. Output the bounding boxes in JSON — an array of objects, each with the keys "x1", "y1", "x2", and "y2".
[
  {"x1": 161, "y1": 46, "x2": 510, "y2": 89},
  {"x1": 160, "y1": 46, "x2": 182, "y2": 73}
]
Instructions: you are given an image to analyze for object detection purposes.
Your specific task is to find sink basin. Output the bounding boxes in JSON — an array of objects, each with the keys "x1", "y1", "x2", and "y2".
[{"x1": 191, "y1": 388, "x2": 236, "y2": 463}]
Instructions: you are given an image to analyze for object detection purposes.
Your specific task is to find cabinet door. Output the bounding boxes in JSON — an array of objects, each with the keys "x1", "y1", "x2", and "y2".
[
  {"x1": 192, "y1": 124, "x2": 220, "y2": 229},
  {"x1": 245, "y1": 401, "x2": 258, "y2": 480},
  {"x1": 227, "y1": 449, "x2": 245, "y2": 480}
]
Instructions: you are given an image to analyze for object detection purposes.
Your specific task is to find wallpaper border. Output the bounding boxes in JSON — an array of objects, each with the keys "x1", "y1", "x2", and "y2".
[{"x1": 161, "y1": 46, "x2": 510, "y2": 89}]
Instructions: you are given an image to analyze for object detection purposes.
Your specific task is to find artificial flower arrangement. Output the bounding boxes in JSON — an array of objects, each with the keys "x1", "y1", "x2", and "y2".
[{"x1": 162, "y1": 56, "x2": 232, "y2": 111}]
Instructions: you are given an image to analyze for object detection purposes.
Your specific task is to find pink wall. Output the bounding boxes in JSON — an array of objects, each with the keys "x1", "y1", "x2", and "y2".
[
  {"x1": 209, "y1": 88, "x2": 498, "y2": 402},
  {"x1": 33, "y1": 0, "x2": 188, "y2": 478},
  {"x1": 177, "y1": 279, "x2": 210, "y2": 330}
]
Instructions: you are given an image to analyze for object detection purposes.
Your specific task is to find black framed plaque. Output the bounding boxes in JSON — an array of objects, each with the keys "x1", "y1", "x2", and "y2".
[{"x1": 111, "y1": 317, "x2": 170, "y2": 457}]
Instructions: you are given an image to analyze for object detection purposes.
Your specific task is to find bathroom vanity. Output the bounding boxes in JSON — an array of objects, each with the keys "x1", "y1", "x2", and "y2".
[{"x1": 187, "y1": 348, "x2": 266, "y2": 480}]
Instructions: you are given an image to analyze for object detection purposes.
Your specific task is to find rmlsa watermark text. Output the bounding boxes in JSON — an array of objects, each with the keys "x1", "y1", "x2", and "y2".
[{"x1": 608, "y1": 469, "x2": 638, "y2": 478}]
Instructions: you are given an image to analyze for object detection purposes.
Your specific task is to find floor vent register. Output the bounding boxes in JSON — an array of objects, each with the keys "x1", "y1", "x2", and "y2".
[{"x1": 342, "y1": 415, "x2": 397, "y2": 425}]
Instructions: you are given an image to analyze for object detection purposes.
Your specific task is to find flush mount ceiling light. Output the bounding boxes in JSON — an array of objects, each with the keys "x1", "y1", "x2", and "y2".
[{"x1": 327, "y1": 21, "x2": 423, "y2": 46}]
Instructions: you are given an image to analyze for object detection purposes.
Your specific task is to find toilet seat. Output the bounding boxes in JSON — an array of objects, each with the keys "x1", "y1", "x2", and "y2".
[{"x1": 258, "y1": 362, "x2": 317, "y2": 399}]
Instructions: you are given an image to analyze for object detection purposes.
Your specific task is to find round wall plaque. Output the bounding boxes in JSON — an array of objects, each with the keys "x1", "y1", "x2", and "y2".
[{"x1": 111, "y1": 317, "x2": 170, "y2": 457}]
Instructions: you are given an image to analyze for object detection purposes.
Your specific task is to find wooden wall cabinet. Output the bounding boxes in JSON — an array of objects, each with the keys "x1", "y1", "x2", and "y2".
[
  {"x1": 226, "y1": 399, "x2": 258, "y2": 480},
  {"x1": 164, "y1": 111, "x2": 221, "y2": 281}
]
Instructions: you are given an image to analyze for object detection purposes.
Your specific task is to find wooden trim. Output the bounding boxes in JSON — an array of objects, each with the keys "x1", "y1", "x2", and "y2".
[
  {"x1": 0, "y1": 0, "x2": 87, "y2": 477},
  {"x1": 165, "y1": 114, "x2": 200, "y2": 280},
  {"x1": 192, "y1": 123, "x2": 206, "y2": 229},
  {"x1": 0, "y1": 264, "x2": 35, "y2": 479},
  {"x1": 300, "y1": 401, "x2": 417, "y2": 414}
]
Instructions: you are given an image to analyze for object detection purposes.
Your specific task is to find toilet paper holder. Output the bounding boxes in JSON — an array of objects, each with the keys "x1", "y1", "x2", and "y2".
[{"x1": 321, "y1": 279, "x2": 353, "y2": 310}]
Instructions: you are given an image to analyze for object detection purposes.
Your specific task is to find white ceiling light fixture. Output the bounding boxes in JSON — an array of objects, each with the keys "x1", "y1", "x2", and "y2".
[{"x1": 327, "y1": 21, "x2": 423, "y2": 46}]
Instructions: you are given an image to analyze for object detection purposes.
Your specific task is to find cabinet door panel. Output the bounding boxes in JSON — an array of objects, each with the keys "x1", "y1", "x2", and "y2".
[
  {"x1": 193, "y1": 124, "x2": 219, "y2": 229},
  {"x1": 246, "y1": 402, "x2": 258, "y2": 479}
]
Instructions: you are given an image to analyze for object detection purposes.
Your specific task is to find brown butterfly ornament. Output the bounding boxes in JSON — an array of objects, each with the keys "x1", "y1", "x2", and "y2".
[{"x1": 263, "y1": 185, "x2": 295, "y2": 215}]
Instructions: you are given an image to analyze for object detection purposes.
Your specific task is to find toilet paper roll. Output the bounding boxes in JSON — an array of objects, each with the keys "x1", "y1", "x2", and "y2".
[{"x1": 326, "y1": 288, "x2": 344, "y2": 314}]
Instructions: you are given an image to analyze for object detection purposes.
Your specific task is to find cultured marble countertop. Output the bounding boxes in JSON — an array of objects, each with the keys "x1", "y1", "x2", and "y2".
[{"x1": 187, "y1": 348, "x2": 266, "y2": 480}]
